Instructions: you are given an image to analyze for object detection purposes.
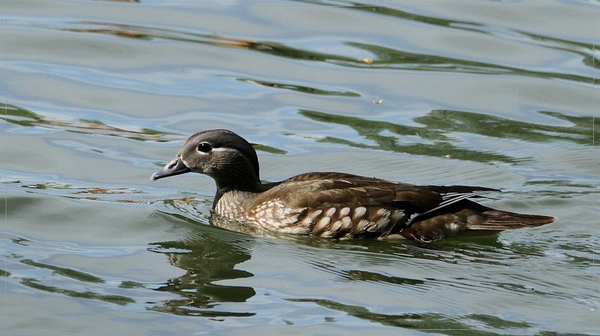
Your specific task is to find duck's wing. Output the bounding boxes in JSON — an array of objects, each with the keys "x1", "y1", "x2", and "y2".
[
  {"x1": 277, "y1": 172, "x2": 444, "y2": 210},
  {"x1": 403, "y1": 185, "x2": 499, "y2": 224},
  {"x1": 262, "y1": 172, "x2": 553, "y2": 241},
  {"x1": 261, "y1": 173, "x2": 471, "y2": 238}
]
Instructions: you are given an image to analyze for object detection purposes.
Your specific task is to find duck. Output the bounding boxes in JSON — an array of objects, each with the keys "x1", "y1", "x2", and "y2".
[{"x1": 152, "y1": 129, "x2": 555, "y2": 242}]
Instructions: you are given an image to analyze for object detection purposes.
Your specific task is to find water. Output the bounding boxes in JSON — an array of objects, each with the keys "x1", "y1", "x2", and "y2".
[{"x1": 2, "y1": 0, "x2": 599, "y2": 334}]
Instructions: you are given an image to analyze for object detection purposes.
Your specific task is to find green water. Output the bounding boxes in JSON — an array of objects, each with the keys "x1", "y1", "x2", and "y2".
[{"x1": 1, "y1": 0, "x2": 598, "y2": 334}]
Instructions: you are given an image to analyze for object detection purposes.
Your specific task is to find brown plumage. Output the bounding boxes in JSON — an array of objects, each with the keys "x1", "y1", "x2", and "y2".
[{"x1": 152, "y1": 129, "x2": 555, "y2": 242}]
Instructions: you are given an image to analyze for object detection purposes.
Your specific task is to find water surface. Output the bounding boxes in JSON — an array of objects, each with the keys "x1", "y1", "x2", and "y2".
[{"x1": 1, "y1": 0, "x2": 599, "y2": 334}]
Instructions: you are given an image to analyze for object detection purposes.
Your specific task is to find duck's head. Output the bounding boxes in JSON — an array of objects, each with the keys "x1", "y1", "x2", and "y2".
[{"x1": 151, "y1": 129, "x2": 262, "y2": 192}]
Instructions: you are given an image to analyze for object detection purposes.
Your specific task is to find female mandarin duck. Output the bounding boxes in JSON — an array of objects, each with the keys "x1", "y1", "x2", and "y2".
[{"x1": 152, "y1": 129, "x2": 554, "y2": 242}]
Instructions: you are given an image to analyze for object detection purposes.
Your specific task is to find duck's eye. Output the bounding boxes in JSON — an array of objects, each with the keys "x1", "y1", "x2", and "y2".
[{"x1": 197, "y1": 142, "x2": 212, "y2": 153}]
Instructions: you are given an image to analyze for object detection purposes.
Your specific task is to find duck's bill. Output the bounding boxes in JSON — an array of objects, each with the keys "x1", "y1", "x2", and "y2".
[{"x1": 151, "y1": 157, "x2": 191, "y2": 181}]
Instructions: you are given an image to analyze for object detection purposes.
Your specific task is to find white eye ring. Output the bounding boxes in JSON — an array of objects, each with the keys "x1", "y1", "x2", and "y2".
[{"x1": 197, "y1": 142, "x2": 212, "y2": 153}]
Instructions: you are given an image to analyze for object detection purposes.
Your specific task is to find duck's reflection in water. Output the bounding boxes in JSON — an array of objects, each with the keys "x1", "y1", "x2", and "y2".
[{"x1": 149, "y1": 213, "x2": 256, "y2": 318}]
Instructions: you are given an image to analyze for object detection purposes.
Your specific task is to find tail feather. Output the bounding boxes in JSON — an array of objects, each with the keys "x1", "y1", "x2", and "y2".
[
  {"x1": 398, "y1": 200, "x2": 556, "y2": 242},
  {"x1": 468, "y1": 210, "x2": 556, "y2": 230}
]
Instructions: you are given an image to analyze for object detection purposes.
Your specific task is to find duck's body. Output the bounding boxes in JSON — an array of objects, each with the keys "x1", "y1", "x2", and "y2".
[{"x1": 152, "y1": 129, "x2": 554, "y2": 242}]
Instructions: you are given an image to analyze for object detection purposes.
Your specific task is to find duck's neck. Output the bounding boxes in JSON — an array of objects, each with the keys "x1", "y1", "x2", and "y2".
[
  {"x1": 209, "y1": 154, "x2": 270, "y2": 208},
  {"x1": 212, "y1": 168, "x2": 268, "y2": 208}
]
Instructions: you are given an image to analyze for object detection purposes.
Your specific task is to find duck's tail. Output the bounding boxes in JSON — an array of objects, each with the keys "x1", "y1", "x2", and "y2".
[
  {"x1": 396, "y1": 200, "x2": 555, "y2": 242},
  {"x1": 466, "y1": 209, "x2": 556, "y2": 230}
]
